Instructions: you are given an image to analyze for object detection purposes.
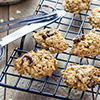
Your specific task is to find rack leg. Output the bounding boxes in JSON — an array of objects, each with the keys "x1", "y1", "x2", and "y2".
[
  {"x1": 79, "y1": 14, "x2": 84, "y2": 34},
  {"x1": 79, "y1": 13, "x2": 89, "y2": 65},
  {"x1": 91, "y1": 88, "x2": 94, "y2": 100},
  {"x1": 86, "y1": 58, "x2": 89, "y2": 64},
  {"x1": 4, "y1": 74, "x2": 7, "y2": 100},
  {"x1": 18, "y1": 35, "x2": 26, "y2": 56}
]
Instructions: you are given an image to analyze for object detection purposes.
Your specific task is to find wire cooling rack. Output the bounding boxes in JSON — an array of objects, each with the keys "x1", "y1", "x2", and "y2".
[{"x1": 0, "y1": 0, "x2": 100, "y2": 100}]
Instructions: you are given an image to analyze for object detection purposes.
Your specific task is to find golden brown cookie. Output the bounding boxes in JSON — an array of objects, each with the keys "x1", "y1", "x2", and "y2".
[
  {"x1": 14, "y1": 49, "x2": 58, "y2": 77},
  {"x1": 70, "y1": 30, "x2": 100, "y2": 59},
  {"x1": 87, "y1": 8, "x2": 100, "y2": 28},
  {"x1": 61, "y1": 63, "x2": 100, "y2": 91},
  {"x1": 63, "y1": 0, "x2": 90, "y2": 14},
  {"x1": 32, "y1": 28, "x2": 69, "y2": 53}
]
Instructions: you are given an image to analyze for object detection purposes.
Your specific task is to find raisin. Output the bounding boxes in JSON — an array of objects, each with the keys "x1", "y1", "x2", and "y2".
[
  {"x1": 47, "y1": 33, "x2": 54, "y2": 37},
  {"x1": 21, "y1": 55, "x2": 33, "y2": 66},
  {"x1": 73, "y1": 34, "x2": 85, "y2": 43},
  {"x1": 46, "y1": 31, "x2": 50, "y2": 33},
  {"x1": 90, "y1": 82, "x2": 95, "y2": 88},
  {"x1": 42, "y1": 35, "x2": 47, "y2": 40},
  {"x1": 84, "y1": 45, "x2": 89, "y2": 48},
  {"x1": 21, "y1": 59, "x2": 24, "y2": 65},
  {"x1": 88, "y1": 82, "x2": 95, "y2": 88},
  {"x1": 82, "y1": 34, "x2": 85, "y2": 39},
  {"x1": 82, "y1": 75, "x2": 85, "y2": 78},
  {"x1": 44, "y1": 30, "x2": 55, "y2": 37}
]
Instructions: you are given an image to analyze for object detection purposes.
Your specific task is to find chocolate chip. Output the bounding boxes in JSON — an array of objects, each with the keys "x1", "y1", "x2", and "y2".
[
  {"x1": 73, "y1": 34, "x2": 85, "y2": 44},
  {"x1": 21, "y1": 55, "x2": 33, "y2": 66},
  {"x1": 42, "y1": 35, "x2": 47, "y2": 40}
]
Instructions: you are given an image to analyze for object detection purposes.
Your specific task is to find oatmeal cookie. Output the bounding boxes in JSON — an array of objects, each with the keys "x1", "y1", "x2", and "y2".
[
  {"x1": 14, "y1": 49, "x2": 58, "y2": 77},
  {"x1": 87, "y1": 8, "x2": 100, "y2": 28},
  {"x1": 32, "y1": 28, "x2": 69, "y2": 53},
  {"x1": 61, "y1": 63, "x2": 100, "y2": 91},
  {"x1": 70, "y1": 29, "x2": 100, "y2": 59},
  {"x1": 63, "y1": 0, "x2": 90, "y2": 14}
]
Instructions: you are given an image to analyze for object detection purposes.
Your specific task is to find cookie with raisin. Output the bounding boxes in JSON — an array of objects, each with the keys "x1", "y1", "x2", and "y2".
[
  {"x1": 63, "y1": 0, "x2": 90, "y2": 14},
  {"x1": 88, "y1": 8, "x2": 100, "y2": 28},
  {"x1": 32, "y1": 28, "x2": 69, "y2": 53},
  {"x1": 14, "y1": 49, "x2": 58, "y2": 77},
  {"x1": 61, "y1": 63, "x2": 100, "y2": 91},
  {"x1": 70, "y1": 30, "x2": 100, "y2": 59}
]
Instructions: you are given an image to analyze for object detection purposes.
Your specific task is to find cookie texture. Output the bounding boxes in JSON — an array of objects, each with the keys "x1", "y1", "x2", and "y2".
[
  {"x1": 32, "y1": 28, "x2": 69, "y2": 53},
  {"x1": 88, "y1": 8, "x2": 100, "y2": 28},
  {"x1": 61, "y1": 63, "x2": 100, "y2": 91},
  {"x1": 63, "y1": 0, "x2": 90, "y2": 14},
  {"x1": 70, "y1": 30, "x2": 100, "y2": 59},
  {"x1": 14, "y1": 49, "x2": 58, "y2": 77}
]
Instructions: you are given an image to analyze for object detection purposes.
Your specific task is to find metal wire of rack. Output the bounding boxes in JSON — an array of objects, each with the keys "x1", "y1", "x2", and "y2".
[{"x1": 0, "y1": 0, "x2": 100, "y2": 100}]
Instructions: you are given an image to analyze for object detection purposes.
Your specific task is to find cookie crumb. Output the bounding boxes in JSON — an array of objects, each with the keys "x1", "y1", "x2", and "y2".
[
  {"x1": 0, "y1": 19, "x2": 4, "y2": 23},
  {"x1": 16, "y1": 10, "x2": 21, "y2": 14},
  {"x1": 9, "y1": 17, "x2": 14, "y2": 20}
]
